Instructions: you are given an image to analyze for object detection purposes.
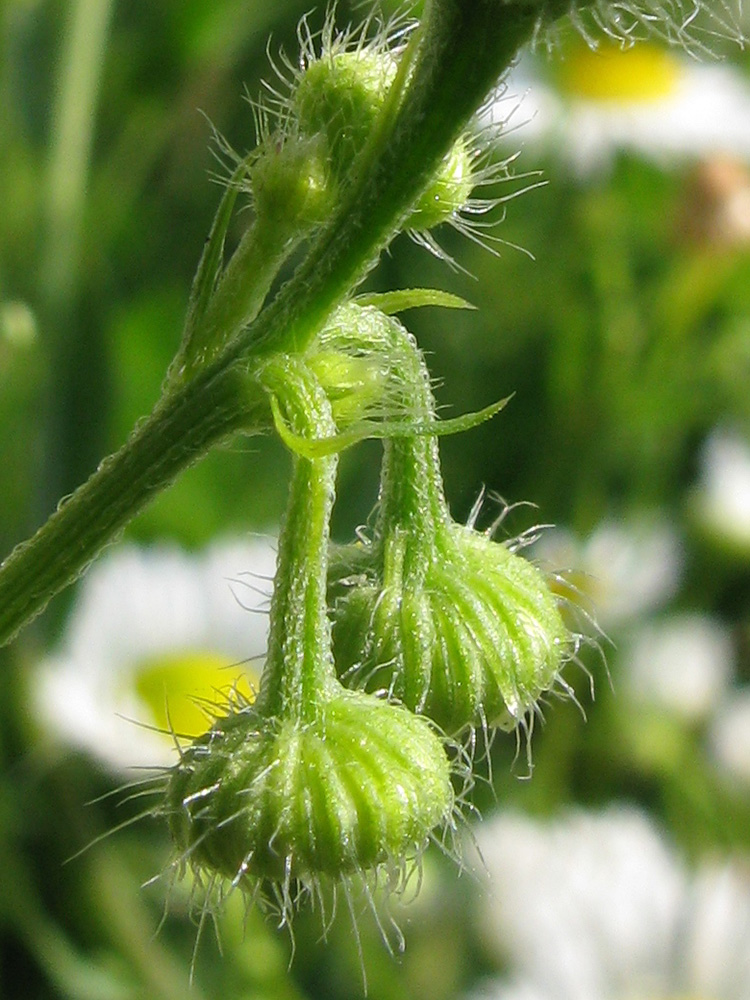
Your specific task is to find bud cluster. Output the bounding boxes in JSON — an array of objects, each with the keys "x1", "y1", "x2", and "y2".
[
  {"x1": 162, "y1": 301, "x2": 574, "y2": 935},
  {"x1": 250, "y1": 16, "x2": 476, "y2": 238}
]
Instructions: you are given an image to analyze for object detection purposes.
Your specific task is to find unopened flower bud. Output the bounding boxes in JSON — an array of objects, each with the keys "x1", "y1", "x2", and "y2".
[
  {"x1": 165, "y1": 689, "x2": 451, "y2": 882},
  {"x1": 250, "y1": 135, "x2": 332, "y2": 233},
  {"x1": 293, "y1": 48, "x2": 476, "y2": 231},
  {"x1": 330, "y1": 310, "x2": 571, "y2": 735}
]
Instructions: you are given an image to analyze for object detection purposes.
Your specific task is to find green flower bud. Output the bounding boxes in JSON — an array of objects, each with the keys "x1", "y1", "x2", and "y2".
[
  {"x1": 165, "y1": 690, "x2": 451, "y2": 883},
  {"x1": 292, "y1": 47, "x2": 476, "y2": 231},
  {"x1": 408, "y1": 136, "x2": 475, "y2": 233},
  {"x1": 305, "y1": 345, "x2": 386, "y2": 430},
  {"x1": 294, "y1": 50, "x2": 398, "y2": 188},
  {"x1": 334, "y1": 520, "x2": 570, "y2": 735},
  {"x1": 250, "y1": 135, "x2": 332, "y2": 233},
  {"x1": 330, "y1": 310, "x2": 571, "y2": 736},
  {"x1": 163, "y1": 356, "x2": 452, "y2": 906}
]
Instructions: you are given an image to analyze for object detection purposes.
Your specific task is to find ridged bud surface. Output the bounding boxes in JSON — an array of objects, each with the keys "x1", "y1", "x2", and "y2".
[
  {"x1": 165, "y1": 689, "x2": 452, "y2": 883},
  {"x1": 334, "y1": 522, "x2": 569, "y2": 735}
]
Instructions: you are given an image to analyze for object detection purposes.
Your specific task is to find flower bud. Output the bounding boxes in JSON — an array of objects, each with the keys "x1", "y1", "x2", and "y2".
[
  {"x1": 334, "y1": 522, "x2": 569, "y2": 735},
  {"x1": 250, "y1": 135, "x2": 332, "y2": 233},
  {"x1": 294, "y1": 50, "x2": 398, "y2": 188},
  {"x1": 330, "y1": 310, "x2": 571, "y2": 735},
  {"x1": 292, "y1": 48, "x2": 476, "y2": 231},
  {"x1": 165, "y1": 690, "x2": 452, "y2": 883},
  {"x1": 163, "y1": 355, "x2": 452, "y2": 906},
  {"x1": 305, "y1": 345, "x2": 387, "y2": 430}
]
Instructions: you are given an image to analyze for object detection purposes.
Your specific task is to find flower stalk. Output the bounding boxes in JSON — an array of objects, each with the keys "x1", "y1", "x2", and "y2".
[{"x1": 164, "y1": 355, "x2": 453, "y2": 892}]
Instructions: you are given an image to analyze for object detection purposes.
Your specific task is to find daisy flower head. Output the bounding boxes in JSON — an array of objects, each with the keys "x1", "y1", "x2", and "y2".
[
  {"x1": 33, "y1": 537, "x2": 277, "y2": 772},
  {"x1": 471, "y1": 806, "x2": 750, "y2": 1000},
  {"x1": 497, "y1": 39, "x2": 750, "y2": 176}
]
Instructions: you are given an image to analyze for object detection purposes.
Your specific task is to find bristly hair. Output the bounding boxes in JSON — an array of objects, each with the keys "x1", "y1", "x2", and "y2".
[{"x1": 538, "y1": 0, "x2": 745, "y2": 55}]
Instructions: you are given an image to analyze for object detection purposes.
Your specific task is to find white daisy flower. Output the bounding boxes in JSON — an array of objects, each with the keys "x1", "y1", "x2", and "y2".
[
  {"x1": 693, "y1": 428, "x2": 750, "y2": 557},
  {"x1": 33, "y1": 536, "x2": 277, "y2": 772},
  {"x1": 533, "y1": 515, "x2": 683, "y2": 630},
  {"x1": 622, "y1": 612, "x2": 734, "y2": 722},
  {"x1": 471, "y1": 807, "x2": 750, "y2": 1000},
  {"x1": 498, "y1": 42, "x2": 750, "y2": 176}
]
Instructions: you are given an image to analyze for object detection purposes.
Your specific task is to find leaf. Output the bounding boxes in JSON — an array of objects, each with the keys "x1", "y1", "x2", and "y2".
[
  {"x1": 354, "y1": 288, "x2": 475, "y2": 315},
  {"x1": 270, "y1": 394, "x2": 511, "y2": 459}
]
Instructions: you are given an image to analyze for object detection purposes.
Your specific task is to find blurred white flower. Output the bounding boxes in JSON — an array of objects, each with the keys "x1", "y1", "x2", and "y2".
[
  {"x1": 622, "y1": 613, "x2": 734, "y2": 722},
  {"x1": 533, "y1": 515, "x2": 683, "y2": 630},
  {"x1": 497, "y1": 43, "x2": 750, "y2": 175},
  {"x1": 34, "y1": 537, "x2": 277, "y2": 772},
  {"x1": 617, "y1": 611, "x2": 750, "y2": 786},
  {"x1": 709, "y1": 687, "x2": 750, "y2": 785},
  {"x1": 471, "y1": 807, "x2": 750, "y2": 1000},
  {"x1": 694, "y1": 428, "x2": 750, "y2": 556}
]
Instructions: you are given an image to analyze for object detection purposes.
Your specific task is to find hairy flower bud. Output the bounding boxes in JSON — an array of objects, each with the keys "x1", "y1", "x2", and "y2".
[
  {"x1": 329, "y1": 309, "x2": 571, "y2": 736},
  {"x1": 165, "y1": 690, "x2": 451, "y2": 883},
  {"x1": 334, "y1": 520, "x2": 570, "y2": 735},
  {"x1": 250, "y1": 135, "x2": 332, "y2": 233},
  {"x1": 292, "y1": 48, "x2": 475, "y2": 231}
]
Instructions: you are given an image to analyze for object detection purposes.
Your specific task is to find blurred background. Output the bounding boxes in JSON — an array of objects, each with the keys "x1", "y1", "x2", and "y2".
[{"x1": 2, "y1": 0, "x2": 750, "y2": 997}]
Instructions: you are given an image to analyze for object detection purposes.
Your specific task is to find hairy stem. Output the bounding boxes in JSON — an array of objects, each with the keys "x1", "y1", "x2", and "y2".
[
  {"x1": 256, "y1": 358, "x2": 338, "y2": 723},
  {"x1": 0, "y1": 365, "x2": 266, "y2": 647}
]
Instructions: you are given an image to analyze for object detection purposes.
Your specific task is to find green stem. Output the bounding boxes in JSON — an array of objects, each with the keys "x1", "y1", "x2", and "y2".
[
  {"x1": 375, "y1": 322, "x2": 447, "y2": 557},
  {"x1": 255, "y1": 358, "x2": 338, "y2": 723},
  {"x1": 0, "y1": 364, "x2": 266, "y2": 647},
  {"x1": 0, "y1": 1, "x2": 539, "y2": 648},
  {"x1": 176, "y1": 214, "x2": 303, "y2": 379}
]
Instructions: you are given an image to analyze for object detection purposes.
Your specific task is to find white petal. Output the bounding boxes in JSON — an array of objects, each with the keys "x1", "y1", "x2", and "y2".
[{"x1": 622, "y1": 613, "x2": 734, "y2": 720}]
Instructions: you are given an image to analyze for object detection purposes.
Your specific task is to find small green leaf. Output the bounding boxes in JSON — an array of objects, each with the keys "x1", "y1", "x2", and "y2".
[
  {"x1": 178, "y1": 159, "x2": 247, "y2": 365},
  {"x1": 270, "y1": 393, "x2": 511, "y2": 459},
  {"x1": 354, "y1": 288, "x2": 475, "y2": 314}
]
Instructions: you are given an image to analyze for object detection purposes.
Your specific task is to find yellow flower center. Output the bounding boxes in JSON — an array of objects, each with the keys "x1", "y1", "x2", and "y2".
[
  {"x1": 133, "y1": 650, "x2": 257, "y2": 739},
  {"x1": 557, "y1": 43, "x2": 682, "y2": 102}
]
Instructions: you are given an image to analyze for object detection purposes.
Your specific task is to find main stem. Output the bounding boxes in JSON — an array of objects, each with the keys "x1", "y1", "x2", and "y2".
[{"x1": 0, "y1": 364, "x2": 265, "y2": 647}]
